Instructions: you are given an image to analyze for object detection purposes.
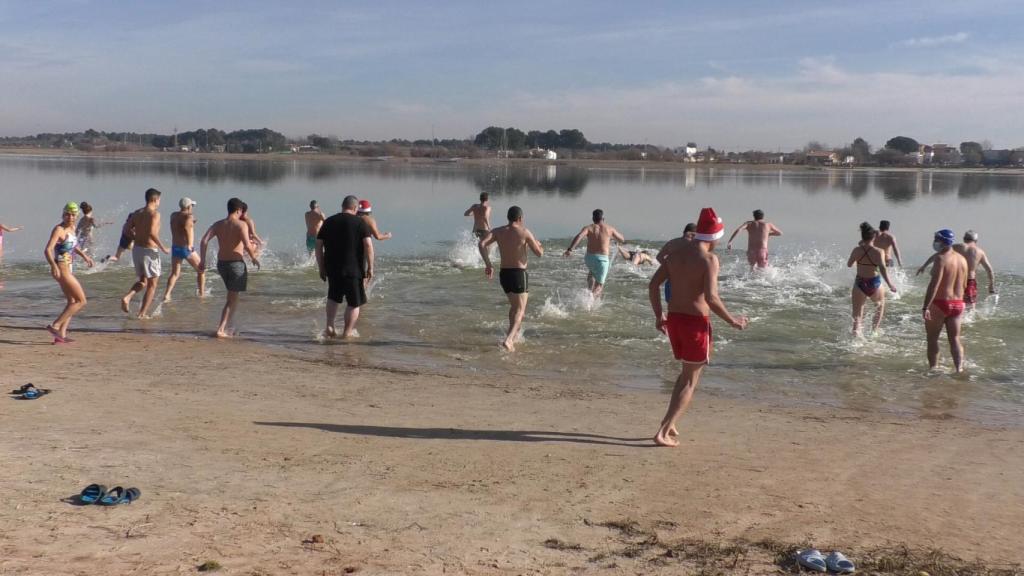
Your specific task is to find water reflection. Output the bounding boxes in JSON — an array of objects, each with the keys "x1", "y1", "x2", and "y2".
[{"x1": 471, "y1": 164, "x2": 588, "y2": 196}]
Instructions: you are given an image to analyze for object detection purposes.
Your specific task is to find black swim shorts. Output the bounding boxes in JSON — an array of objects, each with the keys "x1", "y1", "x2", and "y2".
[
  {"x1": 217, "y1": 260, "x2": 248, "y2": 292},
  {"x1": 118, "y1": 233, "x2": 133, "y2": 250},
  {"x1": 499, "y1": 268, "x2": 528, "y2": 294},
  {"x1": 328, "y1": 274, "x2": 367, "y2": 307}
]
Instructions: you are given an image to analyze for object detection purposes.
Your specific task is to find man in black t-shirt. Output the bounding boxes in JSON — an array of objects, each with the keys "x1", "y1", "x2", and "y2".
[{"x1": 315, "y1": 195, "x2": 374, "y2": 338}]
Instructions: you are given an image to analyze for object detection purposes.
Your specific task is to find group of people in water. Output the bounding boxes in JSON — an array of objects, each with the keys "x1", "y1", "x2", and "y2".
[{"x1": 2, "y1": 188, "x2": 998, "y2": 446}]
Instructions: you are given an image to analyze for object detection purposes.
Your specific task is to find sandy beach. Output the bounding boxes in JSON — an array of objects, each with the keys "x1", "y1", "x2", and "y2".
[{"x1": 1, "y1": 329, "x2": 1022, "y2": 575}]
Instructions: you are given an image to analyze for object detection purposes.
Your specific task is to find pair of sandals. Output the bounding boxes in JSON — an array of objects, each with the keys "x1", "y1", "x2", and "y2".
[
  {"x1": 10, "y1": 384, "x2": 51, "y2": 400},
  {"x1": 78, "y1": 484, "x2": 142, "y2": 506},
  {"x1": 797, "y1": 549, "x2": 855, "y2": 573}
]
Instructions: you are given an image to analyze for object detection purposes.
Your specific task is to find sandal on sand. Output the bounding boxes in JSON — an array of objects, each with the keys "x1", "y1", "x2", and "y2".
[
  {"x1": 10, "y1": 384, "x2": 35, "y2": 394},
  {"x1": 826, "y1": 551, "x2": 855, "y2": 574},
  {"x1": 797, "y1": 549, "x2": 828, "y2": 573},
  {"x1": 122, "y1": 487, "x2": 141, "y2": 504},
  {"x1": 19, "y1": 387, "x2": 51, "y2": 400},
  {"x1": 79, "y1": 484, "x2": 107, "y2": 504},
  {"x1": 99, "y1": 486, "x2": 125, "y2": 505}
]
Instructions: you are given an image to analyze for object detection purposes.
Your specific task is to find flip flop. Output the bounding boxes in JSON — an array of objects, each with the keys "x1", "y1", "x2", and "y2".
[
  {"x1": 19, "y1": 387, "x2": 50, "y2": 400},
  {"x1": 99, "y1": 486, "x2": 125, "y2": 506},
  {"x1": 79, "y1": 484, "x2": 107, "y2": 504},
  {"x1": 796, "y1": 549, "x2": 828, "y2": 573},
  {"x1": 826, "y1": 551, "x2": 855, "y2": 574},
  {"x1": 10, "y1": 384, "x2": 35, "y2": 394},
  {"x1": 122, "y1": 487, "x2": 141, "y2": 504}
]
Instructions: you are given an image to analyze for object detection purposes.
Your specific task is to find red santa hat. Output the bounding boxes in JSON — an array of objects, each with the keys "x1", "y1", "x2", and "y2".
[
  {"x1": 694, "y1": 207, "x2": 724, "y2": 241},
  {"x1": 357, "y1": 199, "x2": 372, "y2": 213}
]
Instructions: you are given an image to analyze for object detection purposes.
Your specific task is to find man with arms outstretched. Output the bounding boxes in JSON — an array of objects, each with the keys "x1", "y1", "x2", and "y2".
[
  {"x1": 727, "y1": 209, "x2": 782, "y2": 269},
  {"x1": 199, "y1": 198, "x2": 260, "y2": 338},
  {"x1": 649, "y1": 208, "x2": 748, "y2": 447},
  {"x1": 162, "y1": 197, "x2": 205, "y2": 302},
  {"x1": 121, "y1": 188, "x2": 170, "y2": 318},
  {"x1": 479, "y1": 205, "x2": 543, "y2": 352},
  {"x1": 316, "y1": 195, "x2": 374, "y2": 339},
  {"x1": 563, "y1": 208, "x2": 625, "y2": 297},
  {"x1": 922, "y1": 229, "x2": 969, "y2": 372}
]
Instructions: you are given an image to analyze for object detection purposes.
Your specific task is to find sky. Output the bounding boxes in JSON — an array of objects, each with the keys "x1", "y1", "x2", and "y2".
[{"x1": 3, "y1": 0, "x2": 1024, "y2": 150}]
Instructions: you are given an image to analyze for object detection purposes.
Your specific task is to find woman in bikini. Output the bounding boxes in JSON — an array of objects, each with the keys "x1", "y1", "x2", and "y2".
[
  {"x1": 847, "y1": 222, "x2": 896, "y2": 336},
  {"x1": 44, "y1": 202, "x2": 94, "y2": 343}
]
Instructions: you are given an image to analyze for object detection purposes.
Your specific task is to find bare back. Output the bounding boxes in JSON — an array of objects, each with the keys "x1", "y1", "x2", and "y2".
[
  {"x1": 211, "y1": 218, "x2": 250, "y2": 261},
  {"x1": 492, "y1": 224, "x2": 538, "y2": 268},
  {"x1": 956, "y1": 243, "x2": 985, "y2": 278},
  {"x1": 468, "y1": 203, "x2": 491, "y2": 231},
  {"x1": 664, "y1": 241, "x2": 715, "y2": 316},
  {"x1": 305, "y1": 210, "x2": 324, "y2": 236},
  {"x1": 584, "y1": 222, "x2": 621, "y2": 256},
  {"x1": 170, "y1": 211, "x2": 194, "y2": 247},
  {"x1": 933, "y1": 251, "x2": 969, "y2": 300},
  {"x1": 131, "y1": 207, "x2": 161, "y2": 249},
  {"x1": 744, "y1": 220, "x2": 774, "y2": 251},
  {"x1": 875, "y1": 231, "x2": 895, "y2": 257}
]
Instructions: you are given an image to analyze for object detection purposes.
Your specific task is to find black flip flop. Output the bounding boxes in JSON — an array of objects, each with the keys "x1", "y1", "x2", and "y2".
[
  {"x1": 123, "y1": 487, "x2": 141, "y2": 504},
  {"x1": 79, "y1": 484, "x2": 107, "y2": 505},
  {"x1": 9, "y1": 384, "x2": 34, "y2": 395}
]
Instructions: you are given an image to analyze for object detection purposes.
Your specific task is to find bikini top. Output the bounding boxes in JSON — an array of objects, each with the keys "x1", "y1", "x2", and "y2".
[
  {"x1": 856, "y1": 246, "x2": 878, "y2": 270},
  {"x1": 54, "y1": 229, "x2": 77, "y2": 263}
]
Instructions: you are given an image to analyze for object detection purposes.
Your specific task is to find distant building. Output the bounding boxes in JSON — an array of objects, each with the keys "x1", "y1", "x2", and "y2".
[
  {"x1": 805, "y1": 151, "x2": 838, "y2": 165},
  {"x1": 931, "y1": 144, "x2": 961, "y2": 166},
  {"x1": 528, "y1": 148, "x2": 557, "y2": 160}
]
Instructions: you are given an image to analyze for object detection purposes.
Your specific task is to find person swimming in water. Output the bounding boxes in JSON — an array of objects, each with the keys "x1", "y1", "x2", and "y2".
[
  {"x1": 616, "y1": 246, "x2": 654, "y2": 265},
  {"x1": 44, "y1": 202, "x2": 94, "y2": 343},
  {"x1": 922, "y1": 229, "x2": 969, "y2": 372},
  {"x1": 847, "y1": 222, "x2": 896, "y2": 336}
]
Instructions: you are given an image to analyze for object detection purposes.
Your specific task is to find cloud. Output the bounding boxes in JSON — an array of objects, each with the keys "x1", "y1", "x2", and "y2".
[{"x1": 900, "y1": 32, "x2": 969, "y2": 47}]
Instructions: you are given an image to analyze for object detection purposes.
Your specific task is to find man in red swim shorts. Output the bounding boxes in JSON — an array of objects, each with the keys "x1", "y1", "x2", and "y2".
[
  {"x1": 648, "y1": 207, "x2": 748, "y2": 447},
  {"x1": 922, "y1": 229, "x2": 969, "y2": 372}
]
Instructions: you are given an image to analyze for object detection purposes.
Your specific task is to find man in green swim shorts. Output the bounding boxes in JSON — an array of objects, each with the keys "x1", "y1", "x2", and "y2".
[
  {"x1": 304, "y1": 200, "x2": 325, "y2": 254},
  {"x1": 563, "y1": 208, "x2": 625, "y2": 298}
]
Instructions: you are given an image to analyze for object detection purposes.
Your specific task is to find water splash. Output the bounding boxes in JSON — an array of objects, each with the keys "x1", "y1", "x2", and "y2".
[{"x1": 448, "y1": 230, "x2": 483, "y2": 268}]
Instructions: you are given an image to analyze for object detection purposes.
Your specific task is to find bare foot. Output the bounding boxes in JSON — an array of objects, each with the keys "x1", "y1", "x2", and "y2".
[
  {"x1": 325, "y1": 326, "x2": 337, "y2": 339},
  {"x1": 668, "y1": 425, "x2": 679, "y2": 437},
  {"x1": 162, "y1": 295, "x2": 172, "y2": 303},
  {"x1": 120, "y1": 296, "x2": 131, "y2": 314},
  {"x1": 653, "y1": 429, "x2": 679, "y2": 447},
  {"x1": 501, "y1": 339, "x2": 515, "y2": 352},
  {"x1": 45, "y1": 325, "x2": 61, "y2": 338},
  {"x1": 215, "y1": 330, "x2": 232, "y2": 339}
]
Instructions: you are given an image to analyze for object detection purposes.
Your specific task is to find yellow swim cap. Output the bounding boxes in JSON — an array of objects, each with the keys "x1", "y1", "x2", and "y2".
[{"x1": 64, "y1": 202, "x2": 79, "y2": 214}]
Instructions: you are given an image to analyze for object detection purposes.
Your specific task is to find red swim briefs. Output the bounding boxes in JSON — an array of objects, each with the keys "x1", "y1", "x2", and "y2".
[
  {"x1": 665, "y1": 313, "x2": 711, "y2": 364},
  {"x1": 931, "y1": 299, "x2": 965, "y2": 318},
  {"x1": 964, "y1": 278, "x2": 978, "y2": 304}
]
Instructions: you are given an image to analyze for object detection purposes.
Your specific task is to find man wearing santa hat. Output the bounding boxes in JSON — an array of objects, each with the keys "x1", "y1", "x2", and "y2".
[{"x1": 648, "y1": 207, "x2": 748, "y2": 447}]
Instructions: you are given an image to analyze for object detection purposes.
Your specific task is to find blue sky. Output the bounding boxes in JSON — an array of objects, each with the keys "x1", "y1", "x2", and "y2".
[{"x1": 3, "y1": 0, "x2": 1024, "y2": 149}]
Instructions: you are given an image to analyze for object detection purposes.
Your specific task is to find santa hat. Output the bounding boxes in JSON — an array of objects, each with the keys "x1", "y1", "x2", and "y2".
[
  {"x1": 357, "y1": 199, "x2": 372, "y2": 213},
  {"x1": 694, "y1": 207, "x2": 724, "y2": 242}
]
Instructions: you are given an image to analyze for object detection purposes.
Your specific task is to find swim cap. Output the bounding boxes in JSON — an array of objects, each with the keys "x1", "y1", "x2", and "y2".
[
  {"x1": 934, "y1": 229, "x2": 955, "y2": 246},
  {"x1": 964, "y1": 229, "x2": 978, "y2": 242},
  {"x1": 357, "y1": 200, "x2": 372, "y2": 213},
  {"x1": 64, "y1": 202, "x2": 79, "y2": 214}
]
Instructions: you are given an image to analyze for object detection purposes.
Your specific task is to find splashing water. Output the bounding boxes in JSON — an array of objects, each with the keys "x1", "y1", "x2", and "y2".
[{"x1": 448, "y1": 230, "x2": 484, "y2": 268}]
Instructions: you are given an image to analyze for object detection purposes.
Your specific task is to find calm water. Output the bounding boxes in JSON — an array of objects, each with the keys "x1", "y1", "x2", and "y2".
[{"x1": 1, "y1": 154, "x2": 1022, "y2": 424}]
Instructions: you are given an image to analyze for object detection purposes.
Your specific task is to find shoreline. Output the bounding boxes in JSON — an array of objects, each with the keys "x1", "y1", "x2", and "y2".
[
  {"x1": 4, "y1": 146, "x2": 1024, "y2": 175},
  {"x1": 2, "y1": 329, "x2": 1023, "y2": 574}
]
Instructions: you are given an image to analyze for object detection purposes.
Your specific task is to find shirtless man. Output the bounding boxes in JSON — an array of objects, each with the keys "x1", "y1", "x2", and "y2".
[
  {"x1": 357, "y1": 200, "x2": 392, "y2": 240},
  {"x1": 563, "y1": 209, "x2": 625, "y2": 297},
  {"x1": 657, "y1": 223, "x2": 696, "y2": 302},
  {"x1": 240, "y1": 202, "x2": 263, "y2": 248},
  {"x1": 199, "y1": 198, "x2": 261, "y2": 338},
  {"x1": 465, "y1": 192, "x2": 492, "y2": 239},
  {"x1": 649, "y1": 208, "x2": 747, "y2": 447},
  {"x1": 162, "y1": 197, "x2": 205, "y2": 302},
  {"x1": 616, "y1": 246, "x2": 654, "y2": 266},
  {"x1": 304, "y1": 200, "x2": 326, "y2": 254},
  {"x1": 102, "y1": 211, "x2": 136, "y2": 263},
  {"x1": 478, "y1": 205, "x2": 544, "y2": 352},
  {"x1": 726, "y1": 209, "x2": 783, "y2": 269},
  {"x1": 922, "y1": 229, "x2": 969, "y2": 372},
  {"x1": 917, "y1": 229, "x2": 995, "y2": 311},
  {"x1": 120, "y1": 188, "x2": 170, "y2": 318},
  {"x1": 875, "y1": 220, "x2": 903, "y2": 268}
]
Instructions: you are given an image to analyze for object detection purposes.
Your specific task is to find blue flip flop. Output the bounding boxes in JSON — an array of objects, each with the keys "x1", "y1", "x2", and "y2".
[
  {"x1": 99, "y1": 486, "x2": 125, "y2": 506},
  {"x1": 20, "y1": 387, "x2": 50, "y2": 400},
  {"x1": 123, "y1": 487, "x2": 141, "y2": 504},
  {"x1": 79, "y1": 484, "x2": 107, "y2": 504}
]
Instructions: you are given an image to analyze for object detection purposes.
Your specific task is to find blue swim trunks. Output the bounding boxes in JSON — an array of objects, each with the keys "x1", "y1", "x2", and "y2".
[
  {"x1": 171, "y1": 245, "x2": 193, "y2": 260},
  {"x1": 584, "y1": 253, "x2": 610, "y2": 285}
]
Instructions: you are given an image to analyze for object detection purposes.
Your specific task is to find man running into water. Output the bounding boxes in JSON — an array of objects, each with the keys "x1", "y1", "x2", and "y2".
[
  {"x1": 726, "y1": 209, "x2": 782, "y2": 269},
  {"x1": 316, "y1": 195, "x2": 374, "y2": 339},
  {"x1": 304, "y1": 200, "x2": 325, "y2": 254},
  {"x1": 120, "y1": 188, "x2": 169, "y2": 318},
  {"x1": 102, "y1": 210, "x2": 137, "y2": 263},
  {"x1": 875, "y1": 220, "x2": 903, "y2": 268},
  {"x1": 357, "y1": 200, "x2": 392, "y2": 240},
  {"x1": 917, "y1": 229, "x2": 996, "y2": 312},
  {"x1": 922, "y1": 229, "x2": 969, "y2": 372},
  {"x1": 649, "y1": 208, "x2": 747, "y2": 447},
  {"x1": 162, "y1": 197, "x2": 205, "y2": 302},
  {"x1": 479, "y1": 205, "x2": 544, "y2": 352},
  {"x1": 563, "y1": 209, "x2": 625, "y2": 297},
  {"x1": 465, "y1": 192, "x2": 491, "y2": 239},
  {"x1": 199, "y1": 198, "x2": 260, "y2": 338}
]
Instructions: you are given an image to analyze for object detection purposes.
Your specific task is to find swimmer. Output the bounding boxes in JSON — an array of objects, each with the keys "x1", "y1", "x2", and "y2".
[
  {"x1": 464, "y1": 192, "x2": 491, "y2": 239},
  {"x1": 357, "y1": 200, "x2": 392, "y2": 240},
  {"x1": 199, "y1": 198, "x2": 261, "y2": 338},
  {"x1": 726, "y1": 209, "x2": 782, "y2": 269},
  {"x1": 240, "y1": 202, "x2": 263, "y2": 248},
  {"x1": 848, "y1": 222, "x2": 896, "y2": 336},
  {"x1": 922, "y1": 229, "x2": 969, "y2": 372},
  {"x1": 0, "y1": 221, "x2": 24, "y2": 258},
  {"x1": 120, "y1": 188, "x2": 170, "y2": 319},
  {"x1": 44, "y1": 202, "x2": 94, "y2": 343},
  {"x1": 648, "y1": 208, "x2": 747, "y2": 447},
  {"x1": 304, "y1": 200, "x2": 326, "y2": 253},
  {"x1": 563, "y1": 209, "x2": 625, "y2": 297},
  {"x1": 917, "y1": 230, "x2": 995, "y2": 312},
  {"x1": 616, "y1": 246, "x2": 654, "y2": 266},
  {"x1": 162, "y1": 197, "x2": 206, "y2": 302},
  {"x1": 875, "y1": 219, "x2": 903, "y2": 268},
  {"x1": 479, "y1": 205, "x2": 544, "y2": 352}
]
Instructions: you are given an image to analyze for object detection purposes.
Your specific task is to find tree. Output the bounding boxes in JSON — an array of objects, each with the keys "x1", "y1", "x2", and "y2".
[
  {"x1": 474, "y1": 126, "x2": 505, "y2": 149},
  {"x1": 885, "y1": 136, "x2": 919, "y2": 155},
  {"x1": 851, "y1": 137, "x2": 871, "y2": 164},
  {"x1": 804, "y1": 140, "x2": 827, "y2": 152},
  {"x1": 960, "y1": 141, "x2": 984, "y2": 166},
  {"x1": 557, "y1": 128, "x2": 588, "y2": 149}
]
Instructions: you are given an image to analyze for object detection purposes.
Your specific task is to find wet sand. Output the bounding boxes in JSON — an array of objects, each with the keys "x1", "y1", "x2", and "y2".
[{"x1": 1, "y1": 329, "x2": 1023, "y2": 574}]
